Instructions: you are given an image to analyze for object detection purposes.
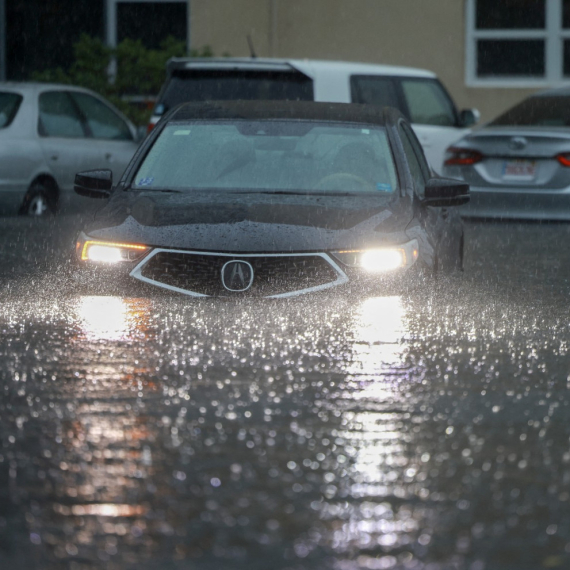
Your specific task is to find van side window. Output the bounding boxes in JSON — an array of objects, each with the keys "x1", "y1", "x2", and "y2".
[
  {"x1": 351, "y1": 76, "x2": 400, "y2": 110},
  {"x1": 399, "y1": 123, "x2": 429, "y2": 197},
  {"x1": 401, "y1": 79, "x2": 457, "y2": 127}
]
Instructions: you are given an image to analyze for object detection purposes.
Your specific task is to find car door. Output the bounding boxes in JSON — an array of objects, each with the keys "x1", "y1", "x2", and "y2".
[
  {"x1": 37, "y1": 90, "x2": 89, "y2": 197},
  {"x1": 68, "y1": 91, "x2": 138, "y2": 183},
  {"x1": 398, "y1": 121, "x2": 441, "y2": 258},
  {"x1": 400, "y1": 120, "x2": 462, "y2": 269}
]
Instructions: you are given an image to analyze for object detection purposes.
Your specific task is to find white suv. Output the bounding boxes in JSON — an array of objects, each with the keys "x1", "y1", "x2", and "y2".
[{"x1": 149, "y1": 58, "x2": 478, "y2": 172}]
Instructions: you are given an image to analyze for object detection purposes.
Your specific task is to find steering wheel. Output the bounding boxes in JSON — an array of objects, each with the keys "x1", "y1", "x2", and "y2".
[{"x1": 313, "y1": 172, "x2": 374, "y2": 192}]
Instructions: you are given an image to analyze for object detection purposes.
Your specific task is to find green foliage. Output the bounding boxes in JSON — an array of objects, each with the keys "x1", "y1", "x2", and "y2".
[{"x1": 32, "y1": 34, "x2": 216, "y2": 126}]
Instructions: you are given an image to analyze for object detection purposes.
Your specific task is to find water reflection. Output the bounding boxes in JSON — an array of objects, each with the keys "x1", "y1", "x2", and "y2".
[
  {"x1": 76, "y1": 296, "x2": 152, "y2": 342},
  {"x1": 348, "y1": 295, "x2": 408, "y2": 380}
]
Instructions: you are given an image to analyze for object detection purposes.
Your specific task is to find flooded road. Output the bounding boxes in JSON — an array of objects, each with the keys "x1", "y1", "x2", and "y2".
[{"x1": 1, "y1": 216, "x2": 570, "y2": 570}]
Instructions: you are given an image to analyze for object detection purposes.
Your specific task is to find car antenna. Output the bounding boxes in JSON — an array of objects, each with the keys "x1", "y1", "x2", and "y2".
[{"x1": 247, "y1": 34, "x2": 257, "y2": 58}]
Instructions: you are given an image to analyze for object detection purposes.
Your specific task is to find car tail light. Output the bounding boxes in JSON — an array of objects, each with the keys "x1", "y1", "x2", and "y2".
[
  {"x1": 556, "y1": 153, "x2": 570, "y2": 167},
  {"x1": 444, "y1": 147, "x2": 483, "y2": 166},
  {"x1": 147, "y1": 121, "x2": 157, "y2": 134}
]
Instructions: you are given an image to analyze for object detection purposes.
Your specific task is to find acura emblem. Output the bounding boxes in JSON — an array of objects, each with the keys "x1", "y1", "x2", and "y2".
[
  {"x1": 221, "y1": 260, "x2": 254, "y2": 292},
  {"x1": 509, "y1": 136, "x2": 528, "y2": 151}
]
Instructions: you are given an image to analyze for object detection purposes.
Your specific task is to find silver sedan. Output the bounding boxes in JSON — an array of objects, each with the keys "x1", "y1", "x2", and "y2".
[
  {"x1": 0, "y1": 82, "x2": 139, "y2": 216},
  {"x1": 442, "y1": 87, "x2": 570, "y2": 220}
]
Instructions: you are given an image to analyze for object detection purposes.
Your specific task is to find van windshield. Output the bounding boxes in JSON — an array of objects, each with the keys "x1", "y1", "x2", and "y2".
[
  {"x1": 154, "y1": 70, "x2": 314, "y2": 116},
  {"x1": 133, "y1": 120, "x2": 398, "y2": 196}
]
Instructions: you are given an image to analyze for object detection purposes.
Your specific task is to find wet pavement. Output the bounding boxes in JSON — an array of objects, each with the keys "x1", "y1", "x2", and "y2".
[{"x1": 1, "y1": 215, "x2": 570, "y2": 570}]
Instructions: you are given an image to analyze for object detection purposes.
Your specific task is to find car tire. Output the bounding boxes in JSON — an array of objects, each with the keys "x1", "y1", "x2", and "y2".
[{"x1": 20, "y1": 183, "x2": 56, "y2": 217}]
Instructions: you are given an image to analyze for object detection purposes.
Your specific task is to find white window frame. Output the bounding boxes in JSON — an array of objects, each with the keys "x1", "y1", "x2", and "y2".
[
  {"x1": 466, "y1": 0, "x2": 570, "y2": 87},
  {"x1": 105, "y1": 0, "x2": 189, "y2": 51}
]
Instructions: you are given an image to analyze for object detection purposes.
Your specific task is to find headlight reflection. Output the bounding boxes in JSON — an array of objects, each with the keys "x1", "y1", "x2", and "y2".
[
  {"x1": 349, "y1": 295, "x2": 407, "y2": 378},
  {"x1": 76, "y1": 296, "x2": 151, "y2": 342}
]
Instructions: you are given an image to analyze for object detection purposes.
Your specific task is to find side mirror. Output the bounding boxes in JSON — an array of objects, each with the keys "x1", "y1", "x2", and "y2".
[
  {"x1": 423, "y1": 178, "x2": 470, "y2": 207},
  {"x1": 458, "y1": 108, "x2": 480, "y2": 128},
  {"x1": 74, "y1": 170, "x2": 113, "y2": 199}
]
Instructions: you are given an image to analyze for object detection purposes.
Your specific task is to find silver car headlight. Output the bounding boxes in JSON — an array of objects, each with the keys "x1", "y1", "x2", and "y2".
[{"x1": 331, "y1": 239, "x2": 419, "y2": 272}]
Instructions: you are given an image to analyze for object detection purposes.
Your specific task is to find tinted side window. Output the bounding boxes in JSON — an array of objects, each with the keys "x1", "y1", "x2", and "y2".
[
  {"x1": 399, "y1": 124, "x2": 427, "y2": 196},
  {"x1": 489, "y1": 96, "x2": 570, "y2": 127},
  {"x1": 39, "y1": 91, "x2": 85, "y2": 138},
  {"x1": 401, "y1": 79, "x2": 457, "y2": 126},
  {"x1": 0, "y1": 92, "x2": 23, "y2": 128},
  {"x1": 351, "y1": 76, "x2": 400, "y2": 109},
  {"x1": 70, "y1": 92, "x2": 133, "y2": 140},
  {"x1": 402, "y1": 123, "x2": 430, "y2": 179}
]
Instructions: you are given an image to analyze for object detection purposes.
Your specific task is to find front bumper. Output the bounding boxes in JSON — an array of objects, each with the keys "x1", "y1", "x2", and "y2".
[{"x1": 73, "y1": 246, "x2": 426, "y2": 299}]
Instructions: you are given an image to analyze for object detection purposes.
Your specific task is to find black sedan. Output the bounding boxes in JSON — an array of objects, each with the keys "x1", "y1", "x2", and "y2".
[{"x1": 73, "y1": 101, "x2": 469, "y2": 298}]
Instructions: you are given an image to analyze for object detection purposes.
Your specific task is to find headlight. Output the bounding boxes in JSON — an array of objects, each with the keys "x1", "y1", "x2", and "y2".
[
  {"x1": 76, "y1": 236, "x2": 150, "y2": 264},
  {"x1": 331, "y1": 239, "x2": 419, "y2": 272}
]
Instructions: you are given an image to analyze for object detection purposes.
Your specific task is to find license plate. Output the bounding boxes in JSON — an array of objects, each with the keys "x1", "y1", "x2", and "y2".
[{"x1": 502, "y1": 160, "x2": 537, "y2": 180}]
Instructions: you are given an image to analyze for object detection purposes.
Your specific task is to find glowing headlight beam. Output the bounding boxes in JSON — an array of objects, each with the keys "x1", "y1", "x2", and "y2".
[
  {"x1": 80, "y1": 240, "x2": 149, "y2": 263},
  {"x1": 331, "y1": 239, "x2": 419, "y2": 272},
  {"x1": 360, "y1": 249, "x2": 405, "y2": 272}
]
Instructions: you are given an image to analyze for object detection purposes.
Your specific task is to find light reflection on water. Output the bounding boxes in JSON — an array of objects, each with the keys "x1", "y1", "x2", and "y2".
[
  {"x1": 3, "y1": 281, "x2": 569, "y2": 569},
  {"x1": 75, "y1": 296, "x2": 152, "y2": 342}
]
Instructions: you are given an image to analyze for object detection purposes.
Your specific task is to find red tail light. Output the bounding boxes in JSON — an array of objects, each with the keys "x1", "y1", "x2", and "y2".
[
  {"x1": 444, "y1": 147, "x2": 483, "y2": 166},
  {"x1": 556, "y1": 153, "x2": 570, "y2": 167},
  {"x1": 147, "y1": 121, "x2": 156, "y2": 134}
]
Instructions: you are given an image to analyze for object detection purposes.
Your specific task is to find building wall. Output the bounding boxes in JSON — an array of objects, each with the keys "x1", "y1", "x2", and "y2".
[{"x1": 190, "y1": 0, "x2": 541, "y2": 123}]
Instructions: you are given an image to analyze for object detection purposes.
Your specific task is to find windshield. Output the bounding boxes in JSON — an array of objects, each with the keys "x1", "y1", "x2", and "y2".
[
  {"x1": 155, "y1": 70, "x2": 314, "y2": 115},
  {"x1": 133, "y1": 121, "x2": 398, "y2": 194},
  {"x1": 490, "y1": 95, "x2": 570, "y2": 127},
  {"x1": 0, "y1": 92, "x2": 22, "y2": 128}
]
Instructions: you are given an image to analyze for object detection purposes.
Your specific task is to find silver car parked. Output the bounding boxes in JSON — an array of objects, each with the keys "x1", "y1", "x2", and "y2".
[
  {"x1": 442, "y1": 87, "x2": 570, "y2": 220},
  {"x1": 0, "y1": 83, "x2": 139, "y2": 216}
]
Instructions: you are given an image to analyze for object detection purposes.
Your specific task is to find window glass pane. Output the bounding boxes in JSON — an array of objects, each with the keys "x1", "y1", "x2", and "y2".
[
  {"x1": 0, "y1": 92, "x2": 23, "y2": 128},
  {"x1": 39, "y1": 91, "x2": 85, "y2": 138},
  {"x1": 490, "y1": 96, "x2": 570, "y2": 127},
  {"x1": 476, "y1": 0, "x2": 545, "y2": 29},
  {"x1": 401, "y1": 79, "x2": 456, "y2": 126},
  {"x1": 402, "y1": 124, "x2": 430, "y2": 180},
  {"x1": 350, "y1": 76, "x2": 400, "y2": 109},
  {"x1": 477, "y1": 40, "x2": 544, "y2": 77},
  {"x1": 70, "y1": 92, "x2": 132, "y2": 140},
  {"x1": 399, "y1": 126, "x2": 425, "y2": 194},
  {"x1": 564, "y1": 40, "x2": 570, "y2": 75},
  {"x1": 134, "y1": 122, "x2": 399, "y2": 195},
  {"x1": 563, "y1": 0, "x2": 570, "y2": 28},
  {"x1": 117, "y1": 2, "x2": 186, "y2": 49}
]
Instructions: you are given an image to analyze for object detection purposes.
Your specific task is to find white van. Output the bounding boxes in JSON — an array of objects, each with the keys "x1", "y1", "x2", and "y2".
[{"x1": 149, "y1": 58, "x2": 479, "y2": 173}]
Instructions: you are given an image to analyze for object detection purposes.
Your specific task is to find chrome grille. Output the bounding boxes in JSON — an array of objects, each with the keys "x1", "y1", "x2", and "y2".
[{"x1": 134, "y1": 250, "x2": 344, "y2": 297}]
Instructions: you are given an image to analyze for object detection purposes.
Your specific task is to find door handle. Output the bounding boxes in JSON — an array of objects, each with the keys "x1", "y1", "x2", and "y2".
[
  {"x1": 105, "y1": 153, "x2": 113, "y2": 160},
  {"x1": 51, "y1": 154, "x2": 58, "y2": 161}
]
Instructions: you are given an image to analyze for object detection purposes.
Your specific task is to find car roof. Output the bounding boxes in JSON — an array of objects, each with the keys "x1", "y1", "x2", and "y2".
[
  {"x1": 532, "y1": 86, "x2": 570, "y2": 98},
  {"x1": 167, "y1": 57, "x2": 436, "y2": 79},
  {"x1": 0, "y1": 81, "x2": 106, "y2": 95},
  {"x1": 169, "y1": 100, "x2": 401, "y2": 126}
]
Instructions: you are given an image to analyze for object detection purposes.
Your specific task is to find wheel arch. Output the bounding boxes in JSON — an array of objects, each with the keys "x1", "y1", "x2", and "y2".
[
  {"x1": 30, "y1": 174, "x2": 60, "y2": 201},
  {"x1": 19, "y1": 173, "x2": 60, "y2": 215}
]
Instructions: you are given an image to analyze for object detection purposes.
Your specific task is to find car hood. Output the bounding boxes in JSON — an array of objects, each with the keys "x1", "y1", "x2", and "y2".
[{"x1": 84, "y1": 190, "x2": 413, "y2": 253}]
